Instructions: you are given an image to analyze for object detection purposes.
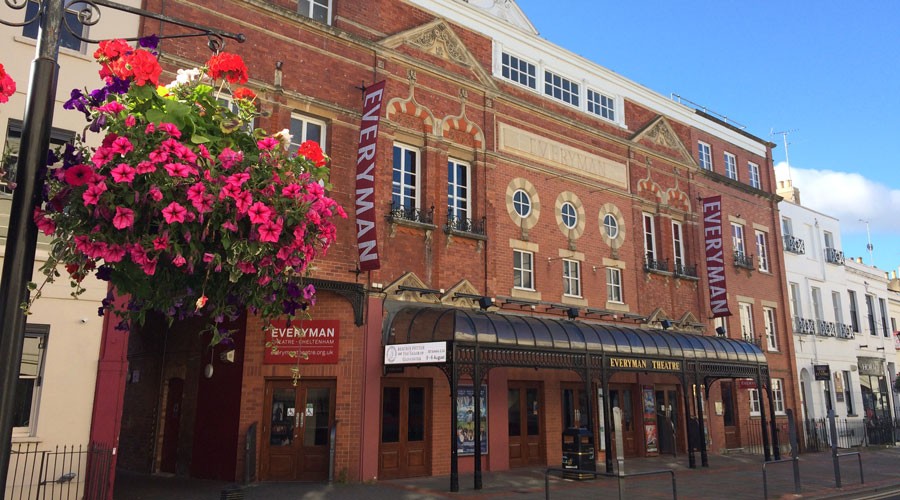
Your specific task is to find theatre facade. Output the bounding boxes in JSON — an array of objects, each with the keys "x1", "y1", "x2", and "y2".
[{"x1": 107, "y1": 0, "x2": 801, "y2": 489}]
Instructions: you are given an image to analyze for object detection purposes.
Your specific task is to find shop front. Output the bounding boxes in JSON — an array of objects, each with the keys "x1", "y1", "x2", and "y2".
[{"x1": 383, "y1": 304, "x2": 779, "y2": 492}]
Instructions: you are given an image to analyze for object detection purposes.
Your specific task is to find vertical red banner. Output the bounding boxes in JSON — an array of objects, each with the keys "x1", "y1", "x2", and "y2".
[
  {"x1": 355, "y1": 80, "x2": 386, "y2": 271},
  {"x1": 702, "y1": 196, "x2": 731, "y2": 318}
]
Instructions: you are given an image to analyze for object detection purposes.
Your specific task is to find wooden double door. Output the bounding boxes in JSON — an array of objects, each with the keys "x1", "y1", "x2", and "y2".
[
  {"x1": 379, "y1": 379, "x2": 431, "y2": 479},
  {"x1": 262, "y1": 379, "x2": 335, "y2": 481},
  {"x1": 508, "y1": 381, "x2": 544, "y2": 467}
]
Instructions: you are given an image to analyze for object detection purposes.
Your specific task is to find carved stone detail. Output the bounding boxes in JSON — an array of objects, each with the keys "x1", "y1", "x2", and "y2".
[{"x1": 409, "y1": 24, "x2": 469, "y2": 66}]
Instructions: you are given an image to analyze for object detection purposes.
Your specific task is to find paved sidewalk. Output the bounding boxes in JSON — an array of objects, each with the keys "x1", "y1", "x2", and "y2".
[{"x1": 115, "y1": 447, "x2": 900, "y2": 499}]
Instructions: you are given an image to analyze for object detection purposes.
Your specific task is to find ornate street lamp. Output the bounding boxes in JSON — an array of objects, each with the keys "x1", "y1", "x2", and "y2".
[{"x1": 0, "y1": 0, "x2": 243, "y2": 491}]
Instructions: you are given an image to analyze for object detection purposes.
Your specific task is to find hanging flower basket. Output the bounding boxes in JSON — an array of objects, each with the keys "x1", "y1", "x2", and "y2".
[{"x1": 31, "y1": 37, "x2": 345, "y2": 345}]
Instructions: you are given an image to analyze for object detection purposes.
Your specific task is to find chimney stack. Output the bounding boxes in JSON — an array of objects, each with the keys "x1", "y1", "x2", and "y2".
[{"x1": 776, "y1": 179, "x2": 801, "y2": 204}]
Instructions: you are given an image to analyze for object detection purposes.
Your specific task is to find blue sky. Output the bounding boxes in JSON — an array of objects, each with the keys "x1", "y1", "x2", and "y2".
[{"x1": 514, "y1": 0, "x2": 900, "y2": 273}]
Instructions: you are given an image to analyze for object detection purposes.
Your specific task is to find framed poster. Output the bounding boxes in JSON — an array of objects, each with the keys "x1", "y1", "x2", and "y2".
[{"x1": 457, "y1": 385, "x2": 488, "y2": 455}]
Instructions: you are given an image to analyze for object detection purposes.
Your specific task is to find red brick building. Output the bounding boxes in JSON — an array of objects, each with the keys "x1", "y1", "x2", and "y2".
[{"x1": 109, "y1": 0, "x2": 800, "y2": 490}]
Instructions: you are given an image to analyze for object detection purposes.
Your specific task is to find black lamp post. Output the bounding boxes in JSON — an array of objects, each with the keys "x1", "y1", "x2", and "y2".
[{"x1": 0, "y1": 0, "x2": 243, "y2": 492}]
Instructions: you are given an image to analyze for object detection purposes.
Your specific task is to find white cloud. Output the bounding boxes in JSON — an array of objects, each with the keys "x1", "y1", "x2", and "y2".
[{"x1": 775, "y1": 161, "x2": 900, "y2": 237}]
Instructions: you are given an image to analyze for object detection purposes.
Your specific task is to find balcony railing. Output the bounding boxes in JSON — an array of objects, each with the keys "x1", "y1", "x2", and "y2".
[
  {"x1": 674, "y1": 263, "x2": 698, "y2": 278},
  {"x1": 387, "y1": 202, "x2": 434, "y2": 225},
  {"x1": 644, "y1": 255, "x2": 669, "y2": 273},
  {"x1": 838, "y1": 323, "x2": 855, "y2": 339},
  {"x1": 817, "y1": 320, "x2": 838, "y2": 337},
  {"x1": 783, "y1": 234, "x2": 806, "y2": 254},
  {"x1": 444, "y1": 214, "x2": 486, "y2": 237},
  {"x1": 794, "y1": 316, "x2": 817, "y2": 335},
  {"x1": 733, "y1": 251, "x2": 754, "y2": 270},
  {"x1": 824, "y1": 247, "x2": 845, "y2": 265}
]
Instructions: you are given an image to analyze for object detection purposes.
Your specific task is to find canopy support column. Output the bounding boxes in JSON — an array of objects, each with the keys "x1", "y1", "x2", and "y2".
[
  {"x1": 757, "y1": 368, "x2": 772, "y2": 461},
  {"x1": 681, "y1": 370, "x2": 696, "y2": 469}
]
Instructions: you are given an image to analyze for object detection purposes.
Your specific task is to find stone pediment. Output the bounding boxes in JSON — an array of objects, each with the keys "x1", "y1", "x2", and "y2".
[
  {"x1": 382, "y1": 272, "x2": 443, "y2": 304},
  {"x1": 631, "y1": 116, "x2": 696, "y2": 166},
  {"x1": 461, "y1": 0, "x2": 537, "y2": 35},
  {"x1": 380, "y1": 20, "x2": 497, "y2": 90}
]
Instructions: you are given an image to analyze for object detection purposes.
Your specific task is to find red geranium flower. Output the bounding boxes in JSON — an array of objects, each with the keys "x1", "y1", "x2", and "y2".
[
  {"x1": 232, "y1": 87, "x2": 256, "y2": 101},
  {"x1": 125, "y1": 49, "x2": 162, "y2": 87},
  {"x1": 296, "y1": 140, "x2": 326, "y2": 167},
  {"x1": 0, "y1": 63, "x2": 15, "y2": 104},
  {"x1": 206, "y1": 52, "x2": 248, "y2": 84}
]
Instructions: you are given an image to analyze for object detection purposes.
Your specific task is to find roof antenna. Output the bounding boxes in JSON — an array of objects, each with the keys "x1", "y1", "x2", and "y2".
[{"x1": 771, "y1": 129, "x2": 797, "y2": 182}]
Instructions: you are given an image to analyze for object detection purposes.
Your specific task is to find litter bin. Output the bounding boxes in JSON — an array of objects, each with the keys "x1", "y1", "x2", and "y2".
[{"x1": 562, "y1": 427, "x2": 595, "y2": 479}]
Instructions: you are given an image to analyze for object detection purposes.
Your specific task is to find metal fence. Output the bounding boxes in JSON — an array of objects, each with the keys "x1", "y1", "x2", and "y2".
[
  {"x1": 801, "y1": 417, "x2": 900, "y2": 452},
  {"x1": 5, "y1": 442, "x2": 112, "y2": 500},
  {"x1": 740, "y1": 420, "x2": 791, "y2": 456}
]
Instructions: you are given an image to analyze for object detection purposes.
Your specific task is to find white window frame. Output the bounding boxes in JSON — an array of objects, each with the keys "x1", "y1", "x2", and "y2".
[
  {"x1": 789, "y1": 282, "x2": 802, "y2": 321},
  {"x1": 732, "y1": 223, "x2": 746, "y2": 256},
  {"x1": 724, "y1": 152, "x2": 737, "y2": 180},
  {"x1": 289, "y1": 112, "x2": 326, "y2": 154},
  {"x1": 513, "y1": 249, "x2": 534, "y2": 290},
  {"x1": 500, "y1": 51, "x2": 537, "y2": 90},
  {"x1": 749, "y1": 388, "x2": 761, "y2": 416},
  {"x1": 739, "y1": 302, "x2": 754, "y2": 343},
  {"x1": 772, "y1": 379, "x2": 786, "y2": 415},
  {"x1": 811, "y1": 287, "x2": 824, "y2": 323},
  {"x1": 672, "y1": 221, "x2": 685, "y2": 270},
  {"x1": 3, "y1": 120, "x2": 75, "y2": 194},
  {"x1": 832, "y1": 291, "x2": 844, "y2": 326},
  {"x1": 756, "y1": 230, "x2": 769, "y2": 272},
  {"x1": 392, "y1": 143, "x2": 420, "y2": 211},
  {"x1": 849, "y1": 290, "x2": 860, "y2": 333},
  {"x1": 643, "y1": 212, "x2": 657, "y2": 262},
  {"x1": 563, "y1": 259, "x2": 582, "y2": 298},
  {"x1": 748, "y1": 162, "x2": 761, "y2": 189},
  {"x1": 13, "y1": 326, "x2": 48, "y2": 437},
  {"x1": 587, "y1": 88, "x2": 616, "y2": 122},
  {"x1": 561, "y1": 202, "x2": 577, "y2": 229},
  {"x1": 603, "y1": 213, "x2": 619, "y2": 239},
  {"x1": 447, "y1": 158, "x2": 471, "y2": 222},
  {"x1": 544, "y1": 70, "x2": 580, "y2": 107},
  {"x1": 512, "y1": 189, "x2": 532, "y2": 218},
  {"x1": 782, "y1": 216, "x2": 794, "y2": 237},
  {"x1": 298, "y1": 0, "x2": 332, "y2": 24},
  {"x1": 606, "y1": 267, "x2": 623, "y2": 303},
  {"x1": 698, "y1": 141, "x2": 712, "y2": 171},
  {"x1": 764, "y1": 307, "x2": 778, "y2": 351}
]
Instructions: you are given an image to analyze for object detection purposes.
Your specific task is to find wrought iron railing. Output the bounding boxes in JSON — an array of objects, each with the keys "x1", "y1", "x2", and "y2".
[
  {"x1": 8, "y1": 442, "x2": 113, "y2": 500},
  {"x1": 802, "y1": 417, "x2": 900, "y2": 451},
  {"x1": 674, "y1": 263, "x2": 698, "y2": 278},
  {"x1": 793, "y1": 316, "x2": 816, "y2": 335},
  {"x1": 444, "y1": 214, "x2": 486, "y2": 237},
  {"x1": 386, "y1": 202, "x2": 433, "y2": 225},
  {"x1": 817, "y1": 320, "x2": 838, "y2": 337},
  {"x1": 824, "y1": 247, "x2": 845, "y2": 265},
  {"x1": 733, "y1": 251, "x2": 754, "y2": 270},
  {"x1": 644, "y1": 255, "x2": 669, "y2": 273},
  {"x1": 741, "y1": 419, "x2": 791, "y2": 456},
  {"x1": 783, "y1": 235, "x2": 805, "y2": 254},
  {"x1": 838, "y1": 323, "x2": 855, "y2": 339}
]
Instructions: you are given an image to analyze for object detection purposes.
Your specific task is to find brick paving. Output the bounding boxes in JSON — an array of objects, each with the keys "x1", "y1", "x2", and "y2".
[{"x1": 115, "y1": 447, "x2": 900, "y2": 499}]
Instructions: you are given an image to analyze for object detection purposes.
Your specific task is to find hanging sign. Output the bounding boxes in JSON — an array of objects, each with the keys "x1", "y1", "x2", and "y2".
[
  {"x1": 814, "y1": 364, "x2": 831, "y2": 381},
  {"x1": 264, "y1": 319, "x2": 339, "y2": 364},
  {"x1": 384, "y1": 341, "x2": 447, "y2": 365},
  {"x1": 355, "y1": 80, "x2": 386, "y2": 271},
  {"x1": 702, "y1": 196, "x2": 731, "y2": 318}
]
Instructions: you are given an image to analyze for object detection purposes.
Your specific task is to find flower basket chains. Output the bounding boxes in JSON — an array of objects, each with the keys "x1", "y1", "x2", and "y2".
[{"x1": 31, "y1": 37, "x2": 346, "y2": 345}]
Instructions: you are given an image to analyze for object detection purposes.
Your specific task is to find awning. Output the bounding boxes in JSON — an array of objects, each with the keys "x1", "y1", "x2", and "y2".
[{"x1": 387, "y1": 306, "x2": 766, "y2": 365}]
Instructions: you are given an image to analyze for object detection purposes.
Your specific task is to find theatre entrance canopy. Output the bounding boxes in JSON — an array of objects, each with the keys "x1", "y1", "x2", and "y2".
[{"x1": 383, "y1": 305, "x2": 781, "y2": 491}]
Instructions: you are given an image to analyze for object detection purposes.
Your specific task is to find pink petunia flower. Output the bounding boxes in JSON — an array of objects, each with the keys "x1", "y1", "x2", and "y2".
[
  {"x1": 82, "y1": 183, "x2": 108, "y2": 206},
  {"x1": 97, "y1": 101, "x2": 126, "y2": 115},
  {"x1": 248, "y1": 201, "x2": 272, "y2": 224},
  {"x1": 112, "y1": 206, "x2": 134, "y2": 229},
  {"x1": 161, "y1": 202, "x2": 187, "y2": 224},
  {"x1": 258, "y1": 217, "x2": 283, "y2": 243},
  {"x1": 111, "y1": 163, "x2": 136, "y2": 183},
  {"x1": 164, "y1": 162, "x2": 191, "y2": 178},
  {"x1": 153, "y1": 234, "x2": 168, "y2": 251},
  {"x1": 110, "y1": 136, "x2": 133, "y2": 156},
  {"x1": 135, "y1": 161, "x2": 156, "y2": 174},
  {"x1": 218, "y1": 148, "x2": 243, "y2": 169},
  {"x1": 257, "y1": 137, "x2": 280, "y2": 151},
  {"x1": 172, "y1": 255, "x2": 187, "y2": 267},
  {"x1": 158, "y1": 122, "x2": 182, "y2": 138},
  {"x1": 148, "y1": 186, "x2": 163, "y2": 202}
]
